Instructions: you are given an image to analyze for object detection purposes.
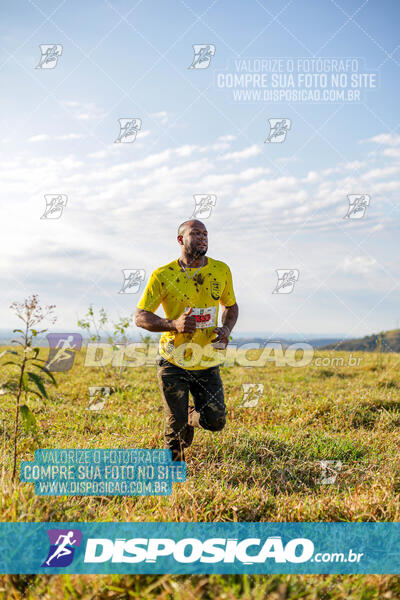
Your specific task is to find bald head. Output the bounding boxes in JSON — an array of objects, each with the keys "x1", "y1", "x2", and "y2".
[{"x1": 177, "y1": 219, "x2": 205, "y2": 237}]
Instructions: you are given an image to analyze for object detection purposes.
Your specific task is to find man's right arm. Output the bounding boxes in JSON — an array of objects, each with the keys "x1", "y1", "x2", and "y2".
[
  {"x1": 135, "y1": 307, "x2": 196, "y2": 334},
  {"x1": 135, "y1": 270, "x2": 197, "y2": 333},
  {"x1": 135, "y1": 308, "x2": 177, "y2": 332}
]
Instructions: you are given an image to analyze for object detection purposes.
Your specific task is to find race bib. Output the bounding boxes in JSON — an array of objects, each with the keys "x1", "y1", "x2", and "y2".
[{"x1": 185, "y1": 306, "x2": 217, "y2": 329}]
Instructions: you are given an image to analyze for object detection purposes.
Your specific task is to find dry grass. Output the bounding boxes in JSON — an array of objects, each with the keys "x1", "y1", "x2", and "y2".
[{"x1": 1, "y1": 347, "x2": 400, "y2": 598}]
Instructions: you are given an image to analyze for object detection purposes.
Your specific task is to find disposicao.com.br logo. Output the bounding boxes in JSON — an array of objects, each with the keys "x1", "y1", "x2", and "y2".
[
  {"x1": 83, "y1": 536, "x2": 314, "y2": 564},
  {"x1": 39, "y1": 532, "x2": 364, "y2": 570},
  {"x1": 82, "y1": 536, "x2": 363, "y2": 565}
]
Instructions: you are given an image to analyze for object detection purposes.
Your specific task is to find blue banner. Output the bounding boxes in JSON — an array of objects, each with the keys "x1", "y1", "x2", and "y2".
[{"x1": 0, "y1": 522, "x2": 399, "y2": 574}]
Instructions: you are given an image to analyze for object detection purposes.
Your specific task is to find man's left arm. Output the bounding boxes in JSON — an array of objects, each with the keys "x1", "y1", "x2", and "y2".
[
  {"x1": 221, "y1": 302, "x2": 239, "y2": 337},
  {"x1": 212, "y1": 265, "x2": 238, "y2": 346},
  {"x1": 212, "y1": 303, "x2": 238, "y2": 346}
]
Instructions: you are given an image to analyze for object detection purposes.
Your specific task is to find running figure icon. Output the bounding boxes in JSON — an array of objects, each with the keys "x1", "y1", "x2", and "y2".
[
  {"x1": 46, "y1": 335, "x2": 77, "y2": 369},
  {"x1": 45, "y1": 531, "x2": 77, "y2": 566},
  {"x1": 45, "y1": 333, "x2": 82, "y2": 372}
]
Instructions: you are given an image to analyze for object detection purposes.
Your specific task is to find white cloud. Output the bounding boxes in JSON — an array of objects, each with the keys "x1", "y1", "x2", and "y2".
[
  {"x1": 383, "y1": 147, "x2": 400, "y2": 159},
  {"x1": 61, "y1": 100, "x2": 107, "y2": 121},
  {"x1": 28, "y1": 133, "x2": 86, "y2": 143},
  {"x1": 363, "y1": 166, "x2": 400, "y2": 180},
  {"x1": 150, "y1": 111, "x2": 169, "y2": 125},
  {"x1": 343, "y1": 160, "x2": 367, "y2": 170},
  {"x1": 365, "y1": 134, "x2": 400, "y2": 146},
  {"x1": 174, "y1": 145, "x2": 198, "y2": 157},
  {"x1": 302, "y1": 170, "x2": 320, "y2": 183},
  {"x1": 87, "y1": 131, "x2": 151, "y2": 158},
  {"x1": 28, "y1": 134, "x2": 50, "y2": 143},
  {"x1": 218, "y1": 145, "x2": 261, "y2": 161},
  {"x1": 342, "y1": 256, "x2": 377, "y2": 275},
  {"x1": 58, "y1": 133, "x2": 86, "y2": 140},
  {"x1": 217, "y1": 134, "x2": 236, "y2": 142}
]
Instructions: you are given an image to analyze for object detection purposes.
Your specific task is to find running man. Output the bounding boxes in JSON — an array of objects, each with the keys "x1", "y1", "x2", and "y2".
[
  {"x1": 46, "y1": 335, "x2": 77, "y2": 369},
  {"x1": 45, "y1": 531, "x2": 77, "y2": 566},
  {"x1": 135, "y1": 220, "x2": 238, "y2": 461}
]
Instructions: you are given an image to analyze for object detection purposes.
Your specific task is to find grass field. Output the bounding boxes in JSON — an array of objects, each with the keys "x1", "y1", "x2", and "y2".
[{"x1": 1, "y1": 346, "x2": 400, "y2": 598}]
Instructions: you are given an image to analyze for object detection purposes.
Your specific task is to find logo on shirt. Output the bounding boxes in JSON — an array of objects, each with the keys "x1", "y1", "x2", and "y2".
[{"x1": 210, "y1": 281, "x2": 221, "y2": 300}]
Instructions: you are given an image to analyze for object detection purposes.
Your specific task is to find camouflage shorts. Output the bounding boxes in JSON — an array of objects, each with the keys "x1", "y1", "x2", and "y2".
[{"x1": 156, "y1": 356, "x2": 226, "y2": 461}]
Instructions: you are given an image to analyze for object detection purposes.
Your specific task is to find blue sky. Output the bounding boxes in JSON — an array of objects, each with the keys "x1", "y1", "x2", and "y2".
[{"x1": 1, "y1": 0, "x2": 399, "y2": 340}]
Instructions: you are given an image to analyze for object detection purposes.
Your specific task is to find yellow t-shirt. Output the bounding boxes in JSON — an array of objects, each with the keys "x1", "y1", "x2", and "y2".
[{"x1": 136, "y1": 257, "x2": 236, "y2": 370}]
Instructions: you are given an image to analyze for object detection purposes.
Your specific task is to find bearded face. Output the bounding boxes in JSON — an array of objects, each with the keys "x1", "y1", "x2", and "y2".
[{"x1": 183, "y1": 225, "x2": 208, "y2": 258}]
